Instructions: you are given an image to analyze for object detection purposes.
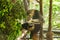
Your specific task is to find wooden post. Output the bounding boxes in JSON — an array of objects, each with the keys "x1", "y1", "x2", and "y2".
[
  {"x1": 46, "y1": 0, "x2": 53, "y2": 40},
  {"x1": 39, "y1": 0, "x2": 43, "y2": 40}
]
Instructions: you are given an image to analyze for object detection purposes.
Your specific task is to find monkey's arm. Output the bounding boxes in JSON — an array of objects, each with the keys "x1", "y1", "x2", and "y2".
[{"x1": 39, "y1": 14, "x2": 45, "y2": 23}]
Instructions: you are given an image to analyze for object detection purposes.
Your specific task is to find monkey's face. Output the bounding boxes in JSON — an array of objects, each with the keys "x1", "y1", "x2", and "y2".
[{"x1": 22, "y1": 23, "x2": 34, "y2": 31}]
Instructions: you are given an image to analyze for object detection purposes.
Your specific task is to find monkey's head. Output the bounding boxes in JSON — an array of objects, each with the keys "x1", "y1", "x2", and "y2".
[{"x1": 27, "y1": 9, "x2": 45, "y2": 23}]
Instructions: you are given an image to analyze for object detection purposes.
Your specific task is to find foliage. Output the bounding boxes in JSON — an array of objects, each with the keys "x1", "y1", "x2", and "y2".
[
  {"x1": 0, "y1": 0, "x2": 26, "y2": 40},
  {"x1": 43, "y1": 0, "x2": 60, "y2": 29}
]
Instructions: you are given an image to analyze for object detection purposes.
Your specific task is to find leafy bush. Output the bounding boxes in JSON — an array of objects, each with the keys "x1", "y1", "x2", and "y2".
[{"x1": 0, "y1": 0, "x2": 26, "y2": 40}]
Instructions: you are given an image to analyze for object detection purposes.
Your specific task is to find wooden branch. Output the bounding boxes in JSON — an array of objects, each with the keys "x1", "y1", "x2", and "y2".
[
  {"x1": 43, "y1": 29, "x2": 60, "y2": 34},
  {"x1": 23, "y1": 0, "x2": 29, "y2": 11},
  {"x1": 21, "y1": 36, "x2": 60, "y2": 40},
  {"x1": 36, "y1": 0, "x2": 40, "y2": 3},
  {"x1": 39, "y1": 0, "x2": 43, "y2": 40},
  {"x1": 48, "y1": 0, "x2": 52, "y2": 32}
]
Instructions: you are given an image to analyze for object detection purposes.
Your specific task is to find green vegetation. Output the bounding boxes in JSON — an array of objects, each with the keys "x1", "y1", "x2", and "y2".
[{"x1": 0, "y1": 0, "x2": 26, "y2": 40}]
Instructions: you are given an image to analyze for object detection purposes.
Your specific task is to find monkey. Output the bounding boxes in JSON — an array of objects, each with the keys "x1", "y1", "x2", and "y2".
[
  {"x1": 20, "y1": 9, "x2": 44, "y2": 40},
  {"x1": 27, "y1": 9, "x2": 44, "y2": 40}
]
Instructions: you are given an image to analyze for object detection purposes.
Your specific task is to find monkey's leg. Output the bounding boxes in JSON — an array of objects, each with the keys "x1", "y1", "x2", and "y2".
[
  {"x1": 32, "y1": 33, "x2": 39, "y2": 40},
  {"x1": 30, "y1": 24, "x2": 40, "y2": 40}
]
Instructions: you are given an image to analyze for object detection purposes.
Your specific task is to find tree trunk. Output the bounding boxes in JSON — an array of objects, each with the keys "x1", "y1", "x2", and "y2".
[{"x1": 46, "y1": 0, "x2": 53, "y2": 40}]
